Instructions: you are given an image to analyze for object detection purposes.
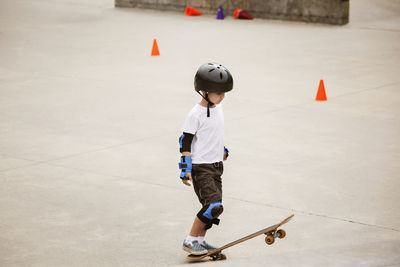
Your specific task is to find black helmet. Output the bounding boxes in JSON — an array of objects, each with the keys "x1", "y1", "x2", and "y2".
[{"x1": 194, "y1": 63, "x2": 233, "y2": 93}]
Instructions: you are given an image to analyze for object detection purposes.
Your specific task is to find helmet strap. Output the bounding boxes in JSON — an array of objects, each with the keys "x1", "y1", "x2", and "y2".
[{"x1": 197, "y1": 91, "x2": 214, "y2": 117}]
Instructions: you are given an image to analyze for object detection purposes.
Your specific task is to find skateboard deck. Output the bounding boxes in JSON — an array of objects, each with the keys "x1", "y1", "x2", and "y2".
[{"x1": 187, "y1": 214, "x2": 294, "y2": 262}]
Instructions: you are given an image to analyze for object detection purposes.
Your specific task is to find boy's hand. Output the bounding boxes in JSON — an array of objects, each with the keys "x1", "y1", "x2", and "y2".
[
  {"x1": 223, "y1": 146, "x2": 229, "y2": 161},
  {"x1": 179, "y1": 155, "x2": 192, "y2": 186},
  {"x1": 182, "y1": 173, "x2": 193, "y2": 186}
]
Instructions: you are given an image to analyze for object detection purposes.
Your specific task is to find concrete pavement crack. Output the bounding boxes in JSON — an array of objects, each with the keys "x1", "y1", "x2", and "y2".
[{"x1": 229, "y1": 197, "x2": 400, "y2": 233}]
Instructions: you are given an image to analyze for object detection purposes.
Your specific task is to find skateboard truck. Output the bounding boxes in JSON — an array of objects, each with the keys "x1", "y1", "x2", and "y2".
[
  {"x1": 209, "y1": 252, "x2": 225, "y2": 261},
  {"x1": 264, "y1": 229, "x2": 286, "y2": 245}
]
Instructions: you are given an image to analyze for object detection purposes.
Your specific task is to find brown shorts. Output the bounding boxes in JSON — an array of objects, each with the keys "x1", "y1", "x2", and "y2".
[{"x1": 192, "y1": 162, "x2": 223, "y2": 207}]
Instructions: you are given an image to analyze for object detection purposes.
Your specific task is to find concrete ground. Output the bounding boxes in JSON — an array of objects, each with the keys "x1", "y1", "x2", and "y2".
[{"x1": 0, "y1": 0, "x2": 399, "y2": 266}]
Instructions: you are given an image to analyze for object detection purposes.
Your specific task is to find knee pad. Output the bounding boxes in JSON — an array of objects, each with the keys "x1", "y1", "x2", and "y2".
[{"x1": 197, "y1": 202, "x2": 224, "y2": 230}]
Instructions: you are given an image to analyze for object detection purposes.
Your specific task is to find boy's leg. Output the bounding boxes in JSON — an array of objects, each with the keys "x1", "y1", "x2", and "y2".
[
  {"x1": 183, "y1": 217, "x2": 208, "y2": 255},
  {"x1": 189, "y1": 216, "x2": 207, "y2": 237},
  {"x1": 190, "y1": 216, "x2": 217, "y2": 251},
  {"x1": 187, "y1": 163, "x2": 223, "y2": 241}
]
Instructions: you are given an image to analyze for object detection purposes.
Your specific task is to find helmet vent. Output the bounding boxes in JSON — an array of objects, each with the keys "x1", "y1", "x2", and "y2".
[
  {"x1": 220, "y1": 73, "x2": 223, "y2": 79},
  {"x1": 208, "y1": 68, "x2": 215, "y2": 72}
]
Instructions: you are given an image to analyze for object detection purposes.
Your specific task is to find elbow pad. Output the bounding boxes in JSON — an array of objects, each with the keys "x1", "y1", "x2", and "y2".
[{"x1": 179, "y1": 132, "x2": 194, "y2": 153}]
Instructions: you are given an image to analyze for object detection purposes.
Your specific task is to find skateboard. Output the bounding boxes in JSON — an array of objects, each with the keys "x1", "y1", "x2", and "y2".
[{"x1": 187, "y1": 214, "x2": 294, "y2": 262}]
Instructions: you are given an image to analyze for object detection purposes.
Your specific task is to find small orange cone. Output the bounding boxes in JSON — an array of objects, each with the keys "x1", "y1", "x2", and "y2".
[
  {"x1": 185, "y1": 6, "x2": 202, "y2": 16},
  {"x1": 151, "y1": 38, "x2": 160, "y2": 56},
  {"x1": 315, "y1": 79, "x2": 327, "y2": 101},
  {"x1": 233, "y1": 8, "x2": 253, "y2": 19},
  {"x1": 233, "y1": 8, "x2": 242, "y2": 19}
]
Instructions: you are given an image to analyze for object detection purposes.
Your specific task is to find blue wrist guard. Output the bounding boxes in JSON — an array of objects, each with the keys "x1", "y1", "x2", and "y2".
[
  {"x1": 224, "y1": 146, "x2": 229, "y2": 158},
  {"x1": 179, "y1": 156, "x2": 192, "y2": 180}
]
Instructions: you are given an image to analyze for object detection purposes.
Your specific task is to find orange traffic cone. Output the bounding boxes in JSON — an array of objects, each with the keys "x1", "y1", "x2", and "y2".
[
  {"x1": 233, "y1": 8, "x2": 242, "y2": 19},
  {"x1": 151, "y1": 38, "x2": 160, "y2": 56},
  {"x1": 315, "y1": 80, "x2": 327, "y2": 101},
  {"x1": 185, "y1": 6, "x2": 202, "y2": 16},
  {"x1": 234, "y1": 8, "x2": 253, "y2": 19}
]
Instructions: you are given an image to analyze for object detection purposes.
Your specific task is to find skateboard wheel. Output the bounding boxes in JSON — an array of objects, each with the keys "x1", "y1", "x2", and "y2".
[
  {"x1": 209, "y1": 253, "x2": 226, "y2": 261},
  {"x1": 277, "y1": 229, "x2": 286, "y2": 239},
  {"x1": 265, "y1": 235, "x2": 275, "y2": 245}
]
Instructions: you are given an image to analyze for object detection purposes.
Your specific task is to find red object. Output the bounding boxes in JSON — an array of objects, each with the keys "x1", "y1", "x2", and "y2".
[
  {"x1": 185, "y1": 6, "x2": 202, "y2": 16},
  {"x1": 234, "y1": 8, "x2": 253, "y2": 19},
  {"x1": 315, "y1": 80, "x2": 327, "y2": 101},
  {"x1": 233, "y1": 8, "x2": 242, "y2": 19},
  {"x1": 151, "y1": 39, "x2": 160, "y2": 56},
  {"x1": 239, "y1": 10, "x2": 253, "y2": 19}
]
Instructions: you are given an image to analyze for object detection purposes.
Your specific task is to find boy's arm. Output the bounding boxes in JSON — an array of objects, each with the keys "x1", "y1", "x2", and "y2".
[
  {"x1": 179, "y1": 133, "x2": 194, "y2": 186},
  {"x1": 181, "y1": 152, "x2": 193, "y2": 186},
  {"x1": 223, "y1": 146, "x2": 229, "y2": 161}
]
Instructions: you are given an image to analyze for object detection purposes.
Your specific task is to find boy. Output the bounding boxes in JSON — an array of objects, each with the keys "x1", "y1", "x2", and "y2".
[{"x1": 178, "y1": 63, "x2": 233, "y2": 255}]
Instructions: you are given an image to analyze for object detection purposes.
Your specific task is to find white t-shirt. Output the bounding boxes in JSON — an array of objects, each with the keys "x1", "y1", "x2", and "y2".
[{"x1": 181, "y1": 104, "x2": 224, "y2": 164}]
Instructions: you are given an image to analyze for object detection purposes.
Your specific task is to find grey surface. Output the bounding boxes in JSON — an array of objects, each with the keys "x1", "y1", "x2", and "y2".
[
  {"x1": 115, "y1": 0, "x2": 349, "y2": 25},
  {"x1": 0, "y1": 0, "x2": 400, "y2": 266}
]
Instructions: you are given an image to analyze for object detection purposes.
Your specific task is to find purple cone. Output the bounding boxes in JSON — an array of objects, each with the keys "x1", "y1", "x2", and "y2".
[{"x1": 216, "y1": 5, "x2": 224, "y2": 20}]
